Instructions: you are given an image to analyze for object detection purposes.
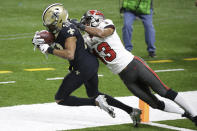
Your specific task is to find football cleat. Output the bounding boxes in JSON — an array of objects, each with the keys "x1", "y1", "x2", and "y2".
[
  {"x1": 129, "y1": 108, "x2": 142, "y2": 127},
  {"x1": 182, "y1": 112, "x2": 193, "y2": 121},
  {"x1": 95, "y1": 95, "x2": 115, "y2": 118},
  {"x1": 182, "y1": 112, "x2": 197, "y2": 126},
  {"x1": 192, "y1": 116, "x2": 197, "y2": 126}
]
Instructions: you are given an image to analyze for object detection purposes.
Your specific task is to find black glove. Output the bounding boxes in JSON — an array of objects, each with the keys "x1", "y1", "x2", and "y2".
[{"x1": 70, "y1": 19, "x2": 86, "y2": 31}]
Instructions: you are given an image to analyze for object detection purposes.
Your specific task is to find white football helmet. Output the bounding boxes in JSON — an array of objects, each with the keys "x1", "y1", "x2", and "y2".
[
  {"x1": 81, "y1": 10, "x2": 104, "y2": 27},
  {"x1": 42, "y1": 3, "x2": 69, "y2": 34}
]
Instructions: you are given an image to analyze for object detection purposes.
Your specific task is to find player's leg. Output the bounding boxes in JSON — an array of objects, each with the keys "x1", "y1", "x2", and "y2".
[
  {"x1": 84, "y1": 73, "x2": 141, "y2": 126},
  {"x1": 119, "y1": 57, "x2": 187, "y2": 114},
  {"x1": 84, "y1": 72, "x2": 100, "y2": 98},
  {"x1": 134, "y1": 56, "x2": 197, "y2": 125},
  {"x1": 84, "y1": 73, "x2": 115, "y2": 118},
  {"x1": 55, "y1": 71, "x2": 95, "y2": 106},
  {"x1": 84, "y1": 72, "x2": 134, "y2": 114}
]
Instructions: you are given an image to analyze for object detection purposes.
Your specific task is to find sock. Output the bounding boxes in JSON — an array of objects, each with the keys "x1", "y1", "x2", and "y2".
[
  {"x1": 163, "y1": 101, "x2": 184, "y2": 114},
  {"x1": 174, "y1": 93, "x2": 197, "y2": 117},
  {"x1": 58, "y1": 96, "x2": 96, "y2": 106},
  {"x1": 104, "y1": 94, "x2": 133, "y2": 114}
]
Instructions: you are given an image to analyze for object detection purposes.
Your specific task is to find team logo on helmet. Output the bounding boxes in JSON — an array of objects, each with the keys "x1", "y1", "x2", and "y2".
[{"x1": 42, "y1": 3, "x2": 69, "y2": 34}]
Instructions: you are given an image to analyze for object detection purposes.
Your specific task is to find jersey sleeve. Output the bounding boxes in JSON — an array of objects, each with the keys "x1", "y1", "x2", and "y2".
[{"x1": 100, "y1": 19, "x2": 115, "y2": 29}]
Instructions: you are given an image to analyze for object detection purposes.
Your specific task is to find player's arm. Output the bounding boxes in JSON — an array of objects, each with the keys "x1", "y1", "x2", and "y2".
[
  {"x1": 84, "y1": 26, "x2": 114, "y2": 38},
  {"x1": 70, "y1": 19, "x2": 114, "y2": 38},
  {"x1": 52, "y1": 37, "x2": 76, "y2": 60}
]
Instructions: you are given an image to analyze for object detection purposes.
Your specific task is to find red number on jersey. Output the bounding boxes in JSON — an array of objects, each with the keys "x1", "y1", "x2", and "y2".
[{"x1": 97, "y1": 42, "x2": 116, "y2": 64}]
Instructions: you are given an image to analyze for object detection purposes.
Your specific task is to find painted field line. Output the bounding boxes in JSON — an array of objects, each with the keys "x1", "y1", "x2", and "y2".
[
  {"x1": 147, "y1": 59, "x2": 174, "y2": 63},
  {"x1": 46, "y1": 69, "x2": 183, "y2": 81},
  {"x1": 155, "y1": 69, "x2": 184, "y2": 73},
  {"x1": 0, "y1": 33, "x2": 33, "y2": 37},
  {"x1": 0, "y1": 36, "x2": 32, "y2": 40},
  {"x1": 46, "y1": 77, "x2": 64, "y2": 80},
  {"x1": 0, "y1": 71, "x2": 13, "y2": 74},
  {"x1": 184, "y1": 58, "x2": 197, "y2": 61},
  {"x1": 144, "y1": 122, "x2": 196, "y2": 131},
  {"x1": 24, "y1": 68, "x2": 55, "y2": 71},
  {"x1": 98, "y1": 74, "x2": 103, "y2": 77},
  {"x1": 0, "y1": 81, "x2": 16, "y2": 84},
  {"x1": 46, "y1": 74, "x2": 104, "y2": 81}
]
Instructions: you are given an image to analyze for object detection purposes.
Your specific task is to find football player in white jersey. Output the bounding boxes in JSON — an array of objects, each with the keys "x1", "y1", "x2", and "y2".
[{"x1": 71, "y1": 10, "x2": 197, "y2": 126}]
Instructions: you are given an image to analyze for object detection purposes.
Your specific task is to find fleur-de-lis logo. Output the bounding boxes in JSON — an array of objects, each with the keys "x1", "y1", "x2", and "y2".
[{"x1": 67, "y1": 28, "x2": 75, "y2": 35}]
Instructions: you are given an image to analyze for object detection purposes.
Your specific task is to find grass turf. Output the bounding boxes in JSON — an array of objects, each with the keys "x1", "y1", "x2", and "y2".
[{"x1": 0, "y1": 0, "x2": 197, "y2": 130}]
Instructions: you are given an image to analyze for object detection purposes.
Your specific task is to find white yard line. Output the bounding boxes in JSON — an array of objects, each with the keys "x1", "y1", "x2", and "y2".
[
  {"x1": 145, "y1": 122, "x2": 196, "y2": 131},
  {"x1": 0, "y1": 33, "x2": 33, "y2": 37},
  {"x1": 155, "y1": 69, "x2": 184, "y2": 72},
  {"x1": 0, "y1": 36, "x2": 32, "y2": 40},
  {"x1": 0, "y1": 81, "x2": 16, "y2": 84},
  {"x1": 45, "y1": 68, "x2": 184, "y2": 81},
  {"x1": 46, "y1": 77, "x2": 64, "y2": 80}
]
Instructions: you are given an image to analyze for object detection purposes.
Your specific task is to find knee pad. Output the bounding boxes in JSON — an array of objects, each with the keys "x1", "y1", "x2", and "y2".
[{"x1": 165, "y1": 89, "x2": 178, "y2": 100}]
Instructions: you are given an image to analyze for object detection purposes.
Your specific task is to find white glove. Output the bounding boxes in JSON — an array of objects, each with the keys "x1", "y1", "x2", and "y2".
[
  {"x1": 39, "y1": 44, "x2": 49, "y2": 54},
  {"x1": 32, "y1": 31, "x2": 45, "y2": 51}
]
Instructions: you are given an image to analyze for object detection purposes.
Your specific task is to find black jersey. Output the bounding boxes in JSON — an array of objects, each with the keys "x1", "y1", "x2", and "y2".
[{"x1": 54, "y1": 21, "x2": 98, "y2": 78}]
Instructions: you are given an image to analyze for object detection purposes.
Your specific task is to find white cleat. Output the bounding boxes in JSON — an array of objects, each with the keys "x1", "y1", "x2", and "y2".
[
  {"x1": 95, "y1": 95, "x2": 115, "y2": 118},
  {"x1": 130, "y1": 108, "x2": 142, "y2": 127}
]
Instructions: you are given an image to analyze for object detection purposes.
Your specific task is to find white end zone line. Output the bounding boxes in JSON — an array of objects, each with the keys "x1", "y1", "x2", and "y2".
[
  {"x1": 0, "y1": 81, "x2": 16, "y2": 84},
  {"x1": 144, "y1": 122, "x2": 196, "y2": 131}
]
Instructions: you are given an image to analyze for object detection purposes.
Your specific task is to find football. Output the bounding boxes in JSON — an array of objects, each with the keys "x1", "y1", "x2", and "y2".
[{"x1": 39, "y1": 30, "x2": 55, "y2": 44}]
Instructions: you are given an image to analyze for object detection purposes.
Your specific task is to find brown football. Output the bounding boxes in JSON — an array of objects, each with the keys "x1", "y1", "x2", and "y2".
[{"x1": 39, "y1": 30, "x2": 55, "y2": 44}]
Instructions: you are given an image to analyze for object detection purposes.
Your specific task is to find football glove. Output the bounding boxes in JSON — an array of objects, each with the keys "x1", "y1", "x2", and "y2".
[
  {"x1": 32, "y1": 31, "x2": 45, "y2": 51},
  {"x1": 70, "y1": 19, "x2": 86, "y2": 31},
  {"x1": 39, "y1": 44, "x2": 49, "y2": 54}
]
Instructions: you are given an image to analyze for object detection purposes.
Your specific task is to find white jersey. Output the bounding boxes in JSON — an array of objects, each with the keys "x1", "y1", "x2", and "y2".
[{"x1": 83, "y1": 19, "x2": 134, "y2": 74}]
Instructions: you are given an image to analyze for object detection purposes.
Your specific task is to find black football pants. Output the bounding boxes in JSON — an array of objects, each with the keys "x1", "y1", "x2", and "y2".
[
  {"x1": 119, "y1": 56, "x2": 177, "y2": 110},
  {"x1": 55, "y1": 70, "x2": 99, "y2": 106}
]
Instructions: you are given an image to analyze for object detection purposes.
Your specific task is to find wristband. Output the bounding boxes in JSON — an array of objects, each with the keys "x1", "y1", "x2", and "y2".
[{"x1": 47, "y1": 47, "x2": 54, "y2": 54}]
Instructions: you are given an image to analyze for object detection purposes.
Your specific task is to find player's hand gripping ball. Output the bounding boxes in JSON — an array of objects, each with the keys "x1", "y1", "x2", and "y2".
[{"x1": 38, "y1": 30, "x2": 55, "y2": 45}]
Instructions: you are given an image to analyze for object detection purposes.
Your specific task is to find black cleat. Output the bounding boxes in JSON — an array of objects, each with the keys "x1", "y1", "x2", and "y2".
[
  {"x1": 182, "y1": 112, "x2": 197, "y2": 126},
  {"x1": 192, "y1": 116, "x2": 197, "y2": 126},
  {"x1": 129, "y1": 108, "x2": 142, "y2": 127},
  {"x1": 182, "y1": 112, "x2": 193, "y2": 121}
]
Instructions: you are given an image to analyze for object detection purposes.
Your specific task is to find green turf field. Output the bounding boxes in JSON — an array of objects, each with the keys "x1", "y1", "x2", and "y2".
[{"x1": 0, "y1": 0, "x2": 197, "y2": 130}]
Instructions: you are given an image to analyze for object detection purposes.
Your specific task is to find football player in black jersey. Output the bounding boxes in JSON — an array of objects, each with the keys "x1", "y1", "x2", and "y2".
[{"x1": 32, "y1": 3, "x2": 142, "y2": 127}]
